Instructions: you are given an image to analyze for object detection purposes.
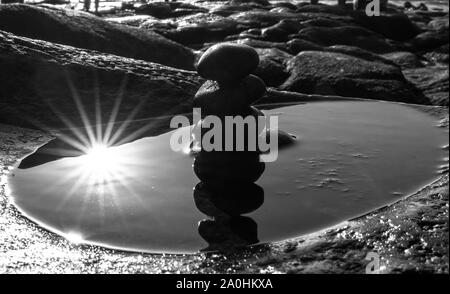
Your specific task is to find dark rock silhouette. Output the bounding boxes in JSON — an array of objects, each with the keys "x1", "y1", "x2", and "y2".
[
  {"x1": 194, "y1": 75, "x2": 266, "y2": 116},
  {"x1": 254, "y1": 48, "x2": 291, "y2": 86},
  {"x1": 135, "y1": 1, "x2": 207, "y2": 19},
  {"x1": 196, "y1": 43, "x2": 260, "y2": 82},
  {"x1": 0, "y1": 4, "x2": 195, "y2": 70},
  {"x1": 192, "y1": 43, "x2": 268, "y2": 250},
  {"x1": 382, "y1": 51, "x2": 424, "y2": 69},
  {"x1": 194, "y1": 151, "x2": 265, "y2": 183},
  {"x1": 296, "y1": 26, "x2": 400, "y2": 53},
  {"x1": 198, "y1": 216, "x2": 259, "y2": 251},
  {"x1": 0, "y1": 30, "x2": 202, "y2": 130},
  {"x1": 191, "y1": 42, "x2": 298, "y2": 251},
  {"x1": 194, "y1": 182, "x2": 264, "y2": 218},
  {"x1": 280, "y1": 51, "x2": 430, "y2": 104},
  {"x1": 352, "y1": 9, "x2": 420, "y2": 41},
  {"x1": 0, "y1": 0, "x2": 24, "y2": 3}
]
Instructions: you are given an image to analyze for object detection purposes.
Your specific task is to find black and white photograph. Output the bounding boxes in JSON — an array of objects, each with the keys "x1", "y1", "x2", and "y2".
[{"x1": 0, "y1": 0, "x2": 448, "y2": 278}]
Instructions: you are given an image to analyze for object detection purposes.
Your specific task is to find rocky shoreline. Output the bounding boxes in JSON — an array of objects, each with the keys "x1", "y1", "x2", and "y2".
[{"x1": 1, "y1": 2, "x2": 449, "y2": 114}]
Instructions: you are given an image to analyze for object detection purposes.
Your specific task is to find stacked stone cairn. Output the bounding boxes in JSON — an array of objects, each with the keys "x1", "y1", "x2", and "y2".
[
  {"x1": 193, "y1": 43, "x2": 267, "y2": 185},
  {"x1": 191, "y1": 43, "x2": 267, "y2": 250}
]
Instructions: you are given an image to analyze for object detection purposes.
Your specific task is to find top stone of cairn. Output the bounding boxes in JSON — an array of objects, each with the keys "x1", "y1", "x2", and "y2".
[{"x1": 196, "y1": 43, "x2": 260, "y2": 82}]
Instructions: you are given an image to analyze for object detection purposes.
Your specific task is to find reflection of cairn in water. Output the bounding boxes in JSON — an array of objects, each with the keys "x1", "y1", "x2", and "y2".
[
  {"x1": 192, "y1": 43, "x2": 267, "y2": 251},
  {"x1": 194, "y1": 182, "x2": 263, "y2": 251}
]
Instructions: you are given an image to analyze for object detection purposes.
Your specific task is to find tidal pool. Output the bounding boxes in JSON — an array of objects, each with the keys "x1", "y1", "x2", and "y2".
[{"x1": 7, "y1": 101, "x2": 449, "y2": 253}]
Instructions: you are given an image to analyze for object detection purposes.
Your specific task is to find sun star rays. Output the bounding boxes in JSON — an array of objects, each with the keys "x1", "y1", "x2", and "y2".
[{"x1": 23, "y1": 70, "x2": 177, "y2": 243}]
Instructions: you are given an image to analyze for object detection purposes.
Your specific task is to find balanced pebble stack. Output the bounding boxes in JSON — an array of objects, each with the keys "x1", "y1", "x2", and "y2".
[
  {"x1": 192, "y1": 43, "x2": 267, "y2": 184},
  {"x1": 191, "y1": 43, "x2": 268, "y2": 250},
  {"x1": 194, "y1": 43, "x2": 267, "y2": 118}
]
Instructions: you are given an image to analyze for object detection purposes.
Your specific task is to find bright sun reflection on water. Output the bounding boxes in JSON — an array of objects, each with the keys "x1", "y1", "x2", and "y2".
[{"x1": 81, "y1": 144, "x2": 122, "y2": 184}]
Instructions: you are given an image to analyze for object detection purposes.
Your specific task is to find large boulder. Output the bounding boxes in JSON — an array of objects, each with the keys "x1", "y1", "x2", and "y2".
[
  {"x1": 0, "y1": 4, "x2": 195, "y2": 70},
  {"x1": 280, "y1": 51, "x2": 429, "y2": 104},
  {"x1": 135, "y1": 2, "x2": 173, "y2": 18},
  {"x1": 0, "y1": 30, "x2": 203, "y2": 129},
  {"x1": 295, "y1": 3, "x2": 349, "y2": 15},
  {"x1": 286, "y1": 38, "x2": 323, "y2": 54},
  {"x1": 135, "y1": 2, "x2": 208, "y2": 19},
  {"x1": 427, "y1": 15, "x2": 449, "y2": 31},
  {"x1": 326, "y1": 45, "x2": 396, "y2": 66},
  {"x1": 211, "y1": 4, "x2": 268, "y2": 17},
  {"x1": 229, "y1": 0, "x2": 270, "y2": 6},
  {"x1": 424, "y1": 44, "x2": 449, "y2": 64},
  {"x1": 230, "y1": 10, "x2": 299, "y2": 28},
  {"x1": 382, "y1": 52, "x2": 424, "y2": 69},
  {"x1": 403, "y1": 66, "x2": 449, "y2": 106},
  {"x1": 152, "y1": 16, "x2": 244, "y2": 46},
  {"x1": 409, "y1": 30, "x2": 449, "y2": 52},
  {"x1": 260, "y1": 19, "x2": 304, "y2": 42},
  {"x1": 352, "y1": 11, "x2": 421, "y2": 41},
  {"x1": 254, "y1": 48, "x2": 291, "y2": 86},
  {"x1": 296, "y1": 25, "x2": 400, "y2": 53}
]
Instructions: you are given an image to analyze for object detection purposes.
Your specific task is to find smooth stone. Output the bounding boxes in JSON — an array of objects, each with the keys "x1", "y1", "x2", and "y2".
[
  {"x1": 193, "y1": 151, "x2": 265, "y2": 183},
  {"x1": 196, "y1": 43, "x2": 260, "y2": 82},
  {"x1": 193, "y1": 182, "x2": 264, "y2": 217},
  {"x1": 261, "y1": 25, "x2": 289, "y2": 42},
  {"x1": 262, "y1": 129, "x2": 298, "y2": 149},
  {"x1": 198, "y1": 216, "x2": 259, "y2": 251},
  {"x1": 193, "y1": 75, "x2": 266, "y2": 116}
]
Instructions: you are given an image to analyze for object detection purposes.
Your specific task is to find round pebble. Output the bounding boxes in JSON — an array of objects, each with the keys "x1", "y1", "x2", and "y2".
[
  {"x1": 193, "y1": 151, "x2": 265, "y2": 183},
  {"x1": 194, "y1": 78, "x2": 266, "y2": 116},
  {"x1": 196, "y1": 43, "x2": 260, "y2": 82},
  {"x1": 193, "y1": 182, "x2": 264, "y2": 217}
]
